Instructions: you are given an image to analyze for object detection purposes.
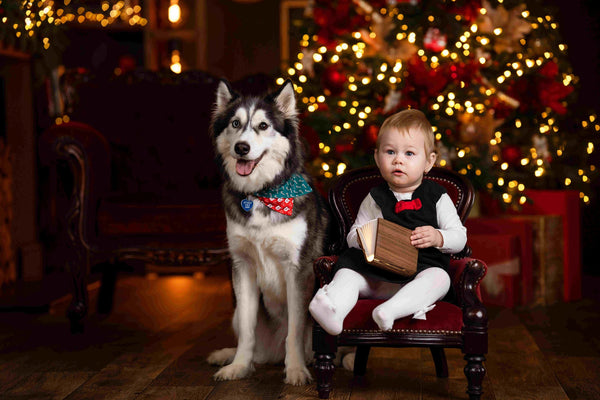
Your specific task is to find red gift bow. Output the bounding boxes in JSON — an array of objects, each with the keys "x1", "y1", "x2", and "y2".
[{"x1": 395, "y1": 198, "x2": 422, "y2": 213}]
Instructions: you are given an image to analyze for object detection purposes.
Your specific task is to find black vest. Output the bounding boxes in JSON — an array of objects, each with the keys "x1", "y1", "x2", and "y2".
[
  {"x1": 334, "y1": 179, "x2": 450, "y2": 283},
  {"x1": 370, "y1": 180, "x2": 450, "y2": 271}
]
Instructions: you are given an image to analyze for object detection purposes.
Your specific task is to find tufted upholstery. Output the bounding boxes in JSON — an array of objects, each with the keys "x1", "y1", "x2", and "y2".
[{"x1": 312, "y1": 166, "x2": 488, "y2": 400}]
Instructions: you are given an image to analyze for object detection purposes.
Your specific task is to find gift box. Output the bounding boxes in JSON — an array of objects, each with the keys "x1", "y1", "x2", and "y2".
[
  {"x1": 504, "y1": 215, "x2": 564, "y2": 305},
  {"x1": 468, "y1": 233, "x2": 521, "y2": 307},
  {"x1": 516, "y1": 190, "x2": 581, "y2": 301},
  {"x1": 478, "y1": 189, "x2": 580, "y2": 301},
  {"x1": 466, "y1": 217, "x2": 533, "y2": 305}
]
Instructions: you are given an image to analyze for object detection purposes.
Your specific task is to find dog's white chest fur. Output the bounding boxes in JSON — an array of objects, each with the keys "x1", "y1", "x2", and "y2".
[{"x1": 227, "y1": 209, "x2": 308, "y2": 302}]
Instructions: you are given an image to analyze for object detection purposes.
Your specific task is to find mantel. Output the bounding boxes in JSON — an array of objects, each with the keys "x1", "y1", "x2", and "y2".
[{"x1": 0, "y1": 43, "x2": 31, "y2": 61}]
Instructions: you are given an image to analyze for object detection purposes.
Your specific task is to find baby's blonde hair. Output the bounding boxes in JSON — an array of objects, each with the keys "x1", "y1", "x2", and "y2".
[{"x1": 377, "y1": 109, "x2": 435, "y2": 154}]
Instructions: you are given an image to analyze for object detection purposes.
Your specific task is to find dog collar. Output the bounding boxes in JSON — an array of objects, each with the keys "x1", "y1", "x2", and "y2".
[{"x1": 240, "y1": 174, "x2": 313, "y2": 216}]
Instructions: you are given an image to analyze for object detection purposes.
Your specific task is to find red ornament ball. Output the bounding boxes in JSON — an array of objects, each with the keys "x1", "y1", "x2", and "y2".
[
  {"x1": 322, "y1": 65, "x2": 346, "y2": 95},
  {"x1": 501, "y1": 145, "x2": 522, "y2": 165}
]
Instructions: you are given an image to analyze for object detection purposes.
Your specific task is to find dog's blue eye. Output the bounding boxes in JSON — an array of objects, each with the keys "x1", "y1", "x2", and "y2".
[
  {"x1": 232, "y1": 120, "x2": 240, "y2": 129},
  {"x1": 258, "y1": 122, "x2": 269, "y2": 131}
]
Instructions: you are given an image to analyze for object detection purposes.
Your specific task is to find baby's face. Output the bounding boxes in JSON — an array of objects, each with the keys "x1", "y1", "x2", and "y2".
[{"x1": 374, "y1": 128, "x2": 436, "y2": 193}]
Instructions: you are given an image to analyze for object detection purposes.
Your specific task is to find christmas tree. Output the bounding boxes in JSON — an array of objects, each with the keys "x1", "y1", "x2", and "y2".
[{"x1": 280, "y1": 0, "x2": 599, "y2": 206}]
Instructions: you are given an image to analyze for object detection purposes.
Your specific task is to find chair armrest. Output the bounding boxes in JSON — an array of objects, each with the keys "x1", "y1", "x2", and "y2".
[
  {"x1": 451, "y1": 244, "x2": 472, "y2": 260},
  {"x1": 449, "y1": 257, "x2": 487, "y2": 308},
  {"x1": 451, "y1": 257, "x2": 488, "y2": 353},
  {"x1": 39, "y1": 121, "x2": 111, "y2": 245},
  {"x1": 313, "y1": 256, "x2": 338, "y2": 287},
  {"x1": 450, "y1": 257, "x2": 488, "y2": 353}
]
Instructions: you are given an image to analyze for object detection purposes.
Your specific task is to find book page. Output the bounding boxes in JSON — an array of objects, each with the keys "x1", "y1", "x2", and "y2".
[{"x1": 356, "y1": 219, "x2": 378, "y2": 262}]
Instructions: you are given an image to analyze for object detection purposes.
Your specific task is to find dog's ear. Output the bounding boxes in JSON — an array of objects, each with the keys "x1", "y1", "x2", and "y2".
[
  {"x1": 271, "y1": 80, "x2": 297, "y2": 120},
  {"x1": 215, "y1": 79, "x2": 238, "y2": 114}
]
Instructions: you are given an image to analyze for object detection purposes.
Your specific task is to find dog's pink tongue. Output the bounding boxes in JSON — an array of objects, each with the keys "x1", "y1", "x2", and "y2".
[{"x1": 236, "y1": 159, "x2": 256, "y2": 176}]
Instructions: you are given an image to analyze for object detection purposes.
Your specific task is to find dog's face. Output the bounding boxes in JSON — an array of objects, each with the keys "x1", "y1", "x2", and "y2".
[{"x1": 211, "y1": 80, "x2": 300, "y2": 193}]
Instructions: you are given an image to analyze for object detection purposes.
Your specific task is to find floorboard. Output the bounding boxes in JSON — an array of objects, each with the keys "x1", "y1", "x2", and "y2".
[{"x1": 0, "y1": 267, "x2": 598, "y2": 400}]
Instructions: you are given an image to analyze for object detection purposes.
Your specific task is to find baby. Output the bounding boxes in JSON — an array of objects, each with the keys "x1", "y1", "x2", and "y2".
[{"x1": 309, "y1": 109, "x2": 467, "y2": 334}]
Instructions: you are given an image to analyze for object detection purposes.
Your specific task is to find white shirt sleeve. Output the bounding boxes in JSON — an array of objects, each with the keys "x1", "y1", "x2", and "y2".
[
  {"x1": 345, "y1": 190, "x2": 467, "y2": 254},
  {"x1": 346, "y1": 194, "x2": 383, "y2": 249},
  {"x1": 435, "y1": 193, "x2": 467, "y2": 254}
]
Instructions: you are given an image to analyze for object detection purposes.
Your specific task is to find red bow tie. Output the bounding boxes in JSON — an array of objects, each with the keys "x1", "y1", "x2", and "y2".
[{"x1": 395, "y1": 198, "x2": 422, "y2": 213}]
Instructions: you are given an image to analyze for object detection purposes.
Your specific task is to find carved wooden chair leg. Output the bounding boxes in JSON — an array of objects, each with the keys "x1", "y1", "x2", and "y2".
[
  {"x1": 353, "y1": 345, "x2": 371, "y2": 376},
  {"x1": 464, "y1": 353, "x2": 486, "y2": 400},
  {"x1": 313, "y1": 325, "x2": 337, "y2": 399},
  {"x1": 430, "y1": 347, "x2": 449, "y2": 378},
  {"x1": 66, "y1": 247, "x2": 88, "y2": 334},
  {"x1": 314, "y1": 352, "x2": 336, "y2": 399},
  {"x1": 97, "y1": 263, "x2": 118, "y2": 315}
]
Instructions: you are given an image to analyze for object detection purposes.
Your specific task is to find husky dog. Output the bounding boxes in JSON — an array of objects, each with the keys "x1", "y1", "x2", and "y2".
[{"x1": 206, "y1": 79, "x2": 330, "y2": 385}]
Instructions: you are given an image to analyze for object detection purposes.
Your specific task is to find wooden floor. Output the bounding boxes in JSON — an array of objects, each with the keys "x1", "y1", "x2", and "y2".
[{"x1": 1, "y1": 266, "x2": 599, "y2": 400}]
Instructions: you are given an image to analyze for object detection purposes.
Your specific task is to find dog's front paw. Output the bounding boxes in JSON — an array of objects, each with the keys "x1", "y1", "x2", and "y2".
[
  {"x1": 214, "y1": 363, "x2": 254, "y2": 381},
  {"x1": 207, "y1": 347, "x2": 237, "y2": 366},
  {"x1": 284, "y1": 365, "x2": 313, "y2": 386}
]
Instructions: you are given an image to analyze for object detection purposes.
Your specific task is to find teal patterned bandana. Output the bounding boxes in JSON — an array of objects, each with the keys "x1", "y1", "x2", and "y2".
[
  {"x1": 240, "y1": 173, "x2": 313, "y2": 216},
  {"x1": 255, "y1": 173, "x2": 313, "y2": 198}
]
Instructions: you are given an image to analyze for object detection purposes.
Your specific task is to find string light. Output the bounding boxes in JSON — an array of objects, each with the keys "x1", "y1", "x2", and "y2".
[{"x1": 1, "y1": 1, "x2": 147, "y2": 50}]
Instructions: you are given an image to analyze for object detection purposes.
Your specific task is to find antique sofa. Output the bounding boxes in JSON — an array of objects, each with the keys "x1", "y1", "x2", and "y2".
[{"x1": 39, "y1": 70, "x2": 275, "y2": 332}]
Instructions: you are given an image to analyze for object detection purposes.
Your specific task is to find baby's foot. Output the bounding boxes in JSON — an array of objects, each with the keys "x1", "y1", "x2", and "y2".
[
  {"x1": 372, "y1": 306, "x2": 394, "y2": 331},
  {"x1": 309, "y1": 286, "x2": 344, "y2": 335}
]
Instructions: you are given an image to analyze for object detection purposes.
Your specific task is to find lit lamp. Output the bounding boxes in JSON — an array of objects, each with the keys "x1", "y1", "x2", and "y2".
[
  {"x1": 168, "y1": 0, "x2": 181, "y2": 24},
  {"x1": 170, "y1": 50, "x2": 182, "y2": 74},
  {"x1": 168, "y1": 39, "x2": 183, "y2": 74}
]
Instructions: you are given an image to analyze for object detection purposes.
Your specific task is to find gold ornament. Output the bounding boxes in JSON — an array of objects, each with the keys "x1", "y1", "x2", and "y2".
[{"x1": 478, "y1": 0, "x2": 532, "y2": 54}]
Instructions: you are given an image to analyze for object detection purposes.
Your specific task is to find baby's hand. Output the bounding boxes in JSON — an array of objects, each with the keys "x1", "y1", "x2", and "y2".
[{"x1": 411, "y1": 226, "x2": 443, "y2": 248}]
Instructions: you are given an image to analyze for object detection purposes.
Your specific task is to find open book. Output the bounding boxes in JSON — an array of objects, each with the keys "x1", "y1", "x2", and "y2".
[{"x1": 356, "y1": 218, "x2": 418, "y2": 277}]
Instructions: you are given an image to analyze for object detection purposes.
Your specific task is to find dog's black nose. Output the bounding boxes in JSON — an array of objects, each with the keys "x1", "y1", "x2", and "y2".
[{"x1": 234, "y1": 142, "x2": 250, "y2": 156}]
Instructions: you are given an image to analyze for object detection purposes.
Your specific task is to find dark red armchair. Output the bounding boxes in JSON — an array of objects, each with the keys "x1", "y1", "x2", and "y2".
[{"x1": 312, "y1": 166, "x2": 488, "y2": 399}]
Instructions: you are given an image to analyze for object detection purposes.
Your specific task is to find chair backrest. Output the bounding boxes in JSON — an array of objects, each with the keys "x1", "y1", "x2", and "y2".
[{"x1": 328, "y1": 166, "x2": 474, "y2": 252}]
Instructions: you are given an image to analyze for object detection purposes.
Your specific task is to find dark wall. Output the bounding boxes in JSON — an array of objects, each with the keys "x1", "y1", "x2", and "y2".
[
  {"x1": 205, "y1": 0, "x2": 281, "y2": 81},
  {"x1": 62, "y1": 29, "x2": 144, "y2": 78},
  {"x1": 545, "y1": 0, "x2": 600, "y2": 111},
  {"x1": 545, "y1": 0, "x2": 600, "y2": 272}
]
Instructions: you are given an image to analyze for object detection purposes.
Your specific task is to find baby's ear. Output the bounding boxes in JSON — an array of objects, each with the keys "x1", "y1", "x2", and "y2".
[
  {"x1": 373, "y1": 148, "x2": 381, "y2": 170},
  {"x1": 425, "y1": 151, "x2": 437, "y2": 173}
]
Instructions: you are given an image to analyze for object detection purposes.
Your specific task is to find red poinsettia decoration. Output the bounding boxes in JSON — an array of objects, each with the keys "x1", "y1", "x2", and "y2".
[
  {"x1": 445, "y1": 0, "x2": 482, "y2": 23},
  {"x1": 506, "y1": 61, "x2": 574, "y2": 115},
  {"x1": 537, "y1": 61, "x2": 574, "y2": 114},
  {"x1": 401, "y1": 55, "x2": 450, "y2": 108},
  {"x1": 449, "y1": 59, "x2": 483, "y2": 86},
  {"x1": 313, "y1": 0, "x2": 370, "y2": 48}
]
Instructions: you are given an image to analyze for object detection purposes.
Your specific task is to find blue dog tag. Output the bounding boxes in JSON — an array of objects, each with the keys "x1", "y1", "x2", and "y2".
[{"x1": 241, "y1": 198, "x2": 253, "y2": 212}]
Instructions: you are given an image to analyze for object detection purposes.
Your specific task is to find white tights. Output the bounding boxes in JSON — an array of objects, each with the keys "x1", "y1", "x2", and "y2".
[{"x1": 309, "y1": 267, "x2": 451, "y2": 335}]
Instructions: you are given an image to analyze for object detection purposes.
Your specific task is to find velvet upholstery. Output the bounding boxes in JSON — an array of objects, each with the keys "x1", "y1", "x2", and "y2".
[
  {"x1": 312, "y1": 166, "x2": 488, "y2": 400},
  {"x1": 343, "y1": 300, "x2": 463, "y2": 333}
]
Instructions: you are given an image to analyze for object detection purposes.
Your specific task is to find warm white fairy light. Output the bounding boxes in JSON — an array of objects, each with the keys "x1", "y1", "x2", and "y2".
[{"x1": 1, "y1": 0, "x2": 148, "y2": 45}]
